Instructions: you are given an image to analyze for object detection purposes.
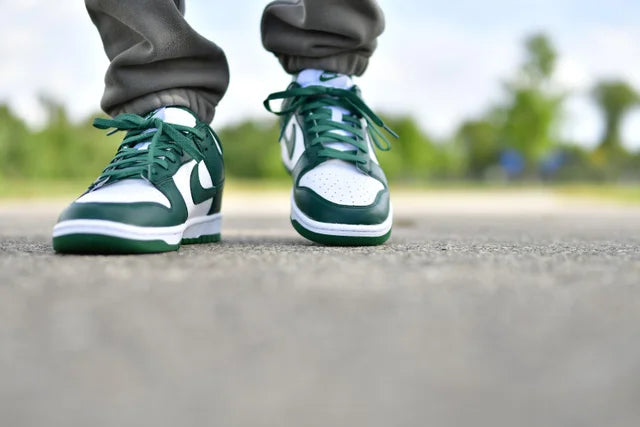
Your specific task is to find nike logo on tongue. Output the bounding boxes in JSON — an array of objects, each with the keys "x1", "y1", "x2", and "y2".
[{"x1": 319, "y1": 72, "x2": 340, "y2": 82}]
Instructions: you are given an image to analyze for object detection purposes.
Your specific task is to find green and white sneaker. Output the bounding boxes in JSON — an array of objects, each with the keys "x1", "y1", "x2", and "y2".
[
  {"x1": 264, "y1": 69, "x2": 397, "y2": 246},
  {"x1": 52, "y1": 107, "x2": 224, "y2": 254}
]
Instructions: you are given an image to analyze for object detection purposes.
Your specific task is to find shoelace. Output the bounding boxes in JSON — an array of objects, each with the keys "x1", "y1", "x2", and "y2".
[
  {"x1": 90, "y1": 113, "x2": 206, "y2": 188},
  {"x1": 264, "y1": 86, "x2": 398, "y2": 167}
]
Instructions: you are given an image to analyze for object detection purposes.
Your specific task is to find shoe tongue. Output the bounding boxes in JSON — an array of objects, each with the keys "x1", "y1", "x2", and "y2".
[
  {"x1": 296, "y1": 69, "x2": 354, "y2": 89},
  {"x1": 296, "y1": 70, "x2": 357, "y2": 153},
  {"x1": 134, "y1": 107, "x2": 197, "y2": 150}
]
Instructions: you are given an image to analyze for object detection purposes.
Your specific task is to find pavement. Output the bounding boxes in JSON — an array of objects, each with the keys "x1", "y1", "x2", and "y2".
[{"x1": 1, "y1": 190, "x2": 640, "y2": 427}]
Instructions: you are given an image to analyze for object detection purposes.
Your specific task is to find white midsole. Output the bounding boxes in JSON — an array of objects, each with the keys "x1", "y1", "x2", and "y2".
[
  {"x1": 290, "y1": 191, "x2": 392, "y2": 237},
  {"x1": 52, "y1": 214, "x2": 222, "y2": 245}
]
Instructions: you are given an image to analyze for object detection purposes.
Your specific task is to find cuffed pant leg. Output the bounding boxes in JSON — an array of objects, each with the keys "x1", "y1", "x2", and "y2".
[
  {"x1": 261, "y1": 0, "x2": 385, "y2": 76},
  {"x1": 86, "y1": 0, "x2": 229, "y2": 123}
]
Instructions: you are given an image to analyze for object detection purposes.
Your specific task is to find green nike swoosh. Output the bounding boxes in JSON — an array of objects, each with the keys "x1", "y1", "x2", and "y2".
[
  {"x1": 319, "y1": 72, "x2": 339, "y2": 82},
  {"x1": 283, "y1": 121, "x2": 297, "y2": 159},
  {"x1": 190, "y1": 163, "x2": 217, "y2": 205}
]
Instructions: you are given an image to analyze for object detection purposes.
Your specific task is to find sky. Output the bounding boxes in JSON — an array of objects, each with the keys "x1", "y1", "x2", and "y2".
[{"x1": 1, "y1": 0, "x2": 640, "y2": 149}]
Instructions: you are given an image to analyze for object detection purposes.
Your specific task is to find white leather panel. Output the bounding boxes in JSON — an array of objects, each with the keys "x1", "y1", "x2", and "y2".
[{"x1": 76, "y1": 179, "x2": 171, "y2": 208}]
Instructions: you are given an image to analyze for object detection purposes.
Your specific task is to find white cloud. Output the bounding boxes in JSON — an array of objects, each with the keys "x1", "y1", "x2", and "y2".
[{"x1": 554, "y1": 57, "x2": 590, "y2": 92}]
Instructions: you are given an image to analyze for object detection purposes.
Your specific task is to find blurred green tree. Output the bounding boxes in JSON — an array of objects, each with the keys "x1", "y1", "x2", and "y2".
[
  {"x1": 499, "y1": 33, "x2": 563, "y2": 170},
  {"x1": 31, "y1": 97, "x2": 115, "y2": 180},
  {"x1": 217, "y1": 119, "x2": 285, "y2": 180},
  {"x1": 379, "y1": 116, "x2": 434, "y2": 180},
  {"x1": 0, "y1": 105, "x2": 30, "y2": 179},
  {"x1": 592, "y1": 80, "x2": 638, "y2": 154},
  {"x1": 457, "y1": 118, "x2": 500, "y2": 179},
  {"x1": 454, "y1": 34, "x2": 563, "y2": 179},
  {"x1": 521, "y1": 34, "x2": 557, "y2": 86}
]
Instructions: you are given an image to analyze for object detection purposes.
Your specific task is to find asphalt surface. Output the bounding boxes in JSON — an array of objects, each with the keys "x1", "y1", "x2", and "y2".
[{"x1": 1, "y1": 192, "x2": 640, "y2": 427}]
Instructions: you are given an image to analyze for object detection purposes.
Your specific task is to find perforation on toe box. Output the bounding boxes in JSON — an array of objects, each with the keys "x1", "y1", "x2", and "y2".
[{"x1": 298, "y1": 160, "x2": 384, "y2": 206}]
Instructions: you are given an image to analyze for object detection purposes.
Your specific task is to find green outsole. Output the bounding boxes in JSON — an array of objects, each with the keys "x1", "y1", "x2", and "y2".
[
  {"x1": 181, "y1": 234, "x2": 221, "y2": 245},
  {"x1": 291, "y1": 219, "x2": 391, "y2": 246},
  {"x1": 53, "y1": 233, "x2": 221, "y2": 255}
]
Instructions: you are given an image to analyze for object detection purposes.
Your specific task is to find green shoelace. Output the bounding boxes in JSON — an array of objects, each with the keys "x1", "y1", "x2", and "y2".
[
  {"x1": 264, "y1": 86, "x2": 398, "y2": 168},
  {"x1": 90, "y1": 113, "x2": 206, "y2": 188}
]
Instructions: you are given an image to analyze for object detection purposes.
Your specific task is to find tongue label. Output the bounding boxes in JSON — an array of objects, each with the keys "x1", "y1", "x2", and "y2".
[
  {"x1": 297, "y1": 69, "x2": 354, "y2": 89},
  {"x1": 320, "y1": 72, "x2": 340, "y2": 82}
]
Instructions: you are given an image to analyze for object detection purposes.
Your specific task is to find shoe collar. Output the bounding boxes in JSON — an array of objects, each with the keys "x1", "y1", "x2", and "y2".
[{"x1": 148, "y1": 106, "x2": 197, "y2": 128}]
